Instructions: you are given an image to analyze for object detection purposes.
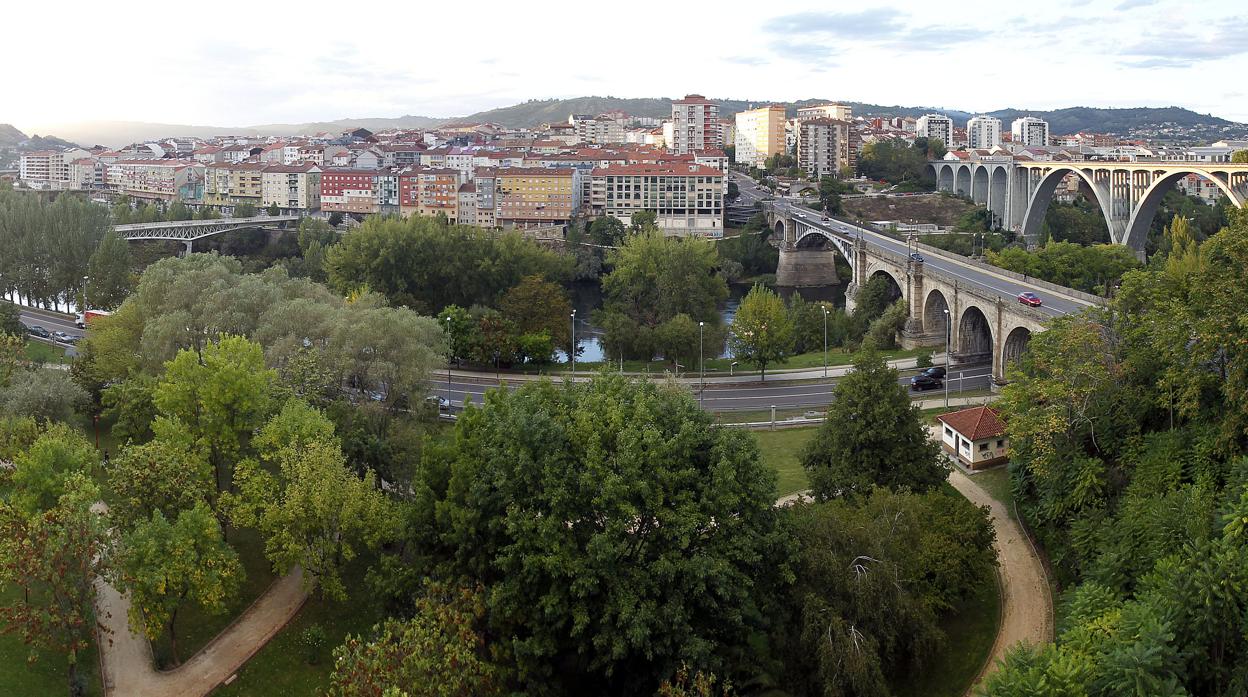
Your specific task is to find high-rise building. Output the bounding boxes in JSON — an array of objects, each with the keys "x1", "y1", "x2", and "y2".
[
  {"x1": 590, "y1": 163, "x2": 725, "y2": 238},
  {"x1": 916, "y1": 114, "x2": 955, "y2": 149},
  {"x1": 1011, "y1": 117, "x2": 1050, "y2": 147},
  {"x1": 734, "y1": 105, "x2": 786, "y2": 168},
  {"x1": 671, "y1": 94, "x2": 721, "y2": 154},
  {"x1": 966, "y1": 115, "x2": 1002, "y2": 150},
  {"x1": 796, "y1": 119, "x2": 857, "y2": 178},
  {"x1": 796, "y1": 103, "x2": 853, "y2": 122}
]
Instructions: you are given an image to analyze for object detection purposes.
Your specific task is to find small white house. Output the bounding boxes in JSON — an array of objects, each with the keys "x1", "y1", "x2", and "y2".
[{"x1": 937, "y1": 405, "x2": 1008, "y2": 470}]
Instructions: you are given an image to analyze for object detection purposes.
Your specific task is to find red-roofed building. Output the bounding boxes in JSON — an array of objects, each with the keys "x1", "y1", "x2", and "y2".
[
  {"x1": 936, "y1": 405, "x2": 1008, "y2": 470},
  {"x1": 321, "y1": 169, "x2": 378, "y2": 214},
  {"x1": 590, "y1": 163, "x2": 725, "y2": 238}
]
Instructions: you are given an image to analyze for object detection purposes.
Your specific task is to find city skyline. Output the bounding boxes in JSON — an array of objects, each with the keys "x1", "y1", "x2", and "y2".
[{"x1": 10, "y1": 0, "x2": 1248, "y2": 132}]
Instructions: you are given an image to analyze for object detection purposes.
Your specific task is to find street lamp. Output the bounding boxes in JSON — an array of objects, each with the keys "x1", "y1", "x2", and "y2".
[
  {"x1": 822, "y1": 305, "x2": 829, "y2": 378},
  {"x1": 730, "y1": 360, "x2": 738, "y2": 376},
  {"x1": 942, "y1": 308, "x2": 951, "y2": 409},
  {"x1": 570, "y1": 309, "x2": 576, "y2": 376},
  {"x1": 699, "y1": 321, "x2": 705, "y2": 406},
  {"x1": 444, "y1": 316, "x2": 452, "y2": 406}
]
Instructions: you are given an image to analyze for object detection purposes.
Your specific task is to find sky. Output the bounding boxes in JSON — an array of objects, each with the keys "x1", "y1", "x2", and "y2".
[{"x1": 9, "y1": 0, "x2": 1248, "y2": 132}]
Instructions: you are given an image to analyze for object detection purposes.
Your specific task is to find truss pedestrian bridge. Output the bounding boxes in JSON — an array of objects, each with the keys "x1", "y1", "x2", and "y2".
[
  {"x1": 114, "y1": 215, "x2": 300, "y2": 252},
  {"x1": 927, "y1": 159, "x2": 1248, "y2": 250}
]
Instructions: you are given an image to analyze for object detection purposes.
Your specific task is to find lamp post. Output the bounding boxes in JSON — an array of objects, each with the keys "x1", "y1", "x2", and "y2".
[
  {"x1": 699, "y1": 321, "x2": 705, "y2": 406},
  {"x1": 444, "y1": 316, "x2": 452, "y2": 405},
  {"x1": 822, "y1": 305, "x2": 829, "y2": 378},
  {"x1": 570, "y1": 309, "x2": 576, "y2": 376},
  {"x1": 942, "y1": 308, "x2": 950, "y2": 409}
]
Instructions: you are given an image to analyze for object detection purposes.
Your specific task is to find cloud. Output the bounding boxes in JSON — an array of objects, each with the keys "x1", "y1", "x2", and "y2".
[
  {"x1": 724, "y1": 55, "x2": 769, "y2": 67},
  {"x1": 768, "y1": 39, "x2": 838, "y2": 63},
  {"x1": 901, "y1": 26, "x2": 982, "y2": 50},
  {"x1": 762, "y1": 8, "x2": 905, "y2": 38},
  {"x1": 1119, "y1": 16, "x2": 1248, "y2": 68},
  {"x1": 1115, "y1": 0, "x2": 1159, "y2": 9}
]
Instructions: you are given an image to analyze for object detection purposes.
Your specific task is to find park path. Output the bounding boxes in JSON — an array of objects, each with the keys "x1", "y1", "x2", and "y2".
[
  {"x1": 945, "y1": 464, "x2": 1054, "y2": 690},
  {"x1": 95, "y1": 568, "x2": 308, "y2": 697}
]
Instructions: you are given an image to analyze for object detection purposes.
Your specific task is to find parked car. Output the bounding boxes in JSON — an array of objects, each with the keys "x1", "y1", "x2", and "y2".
[
  {"x1": 909, "y1": 252, "x2": 925, "y2": 263},
  {"x1": 27, "y1": 325, "x2": 50, "y2": 339},
  {"x1": 52, "y1": 331, "x2": 73, "y2": 344},
  {"x1": 910, "y1": 374, "x2": 943, "y2": 391},
  {"x1": 426, "y1": 395, "x2": 450, "y2": 411},
  {"x1": 922, "y1": 366, "x2": 946, "y2": 379},
  {"x1": 1017, "y1": 291, "x2": 1043, "y2": 307},
  {"x1": 821, "y1": 215, "x2": 831, "y2": 221}
]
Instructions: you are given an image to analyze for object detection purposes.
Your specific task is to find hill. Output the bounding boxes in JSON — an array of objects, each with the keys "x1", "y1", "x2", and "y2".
[{"x1": 0, "y1": 124, "x2": 28, "y2": 148}]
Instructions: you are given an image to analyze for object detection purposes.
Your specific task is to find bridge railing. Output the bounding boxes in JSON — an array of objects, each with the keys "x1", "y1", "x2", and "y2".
[{"x1": 112, "y1": 214, "x2": 300, "y2": 232}]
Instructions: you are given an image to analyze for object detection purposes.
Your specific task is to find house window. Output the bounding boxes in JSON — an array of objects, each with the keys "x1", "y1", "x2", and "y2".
[
  {"x1": 996, "y1": 439, "x2": 1004, "y2": 448},
  {"x1": 943, "y1": 426, "x2": 954, "y2": 439},
  {"x1": 979, "y1": 442, "x2": 989, "y2": 451}
]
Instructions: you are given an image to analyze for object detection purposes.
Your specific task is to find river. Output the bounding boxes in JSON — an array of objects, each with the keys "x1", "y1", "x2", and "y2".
[{"x1": 562, "y1": 281, "x2": 846, "y2": 363}]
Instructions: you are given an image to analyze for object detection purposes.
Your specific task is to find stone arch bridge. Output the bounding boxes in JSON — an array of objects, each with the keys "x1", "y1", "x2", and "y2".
[
  {"x1": 767, "y1": 204, "x2": 1079, "y2": 383},
  {"x1": 927, "y1": 159, "x2": 1248, "y2": 251}
]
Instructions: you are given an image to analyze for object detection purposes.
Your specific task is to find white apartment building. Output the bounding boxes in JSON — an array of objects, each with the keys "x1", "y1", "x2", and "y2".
[
  {"x1": 260, "y1": 163, "x2": 322, "y2": 210},
  {"x1": 734, "y1": 105, "x2": 786, "y2": 168},
  {"x1": 671, "y1": 95, "x2": 721, "y2": 154},
  {"x1": 590, "y1": 163, "x2": 725, "y2": 238},
  {"x1": 796, "y1": 103, "x2": 853, "y2": 122},
  {"x1": 1011, "y1": 117, "x2": 1050, "y2": 147},
  {"x1": 105, "y1": 159, "x2": 205, "y2": 201},
  {"x1": 19, "y1": 148, "x2": 91, "y2": 190},
  {"x1": 916, "y1": 114, "x2": 954, "y2": 148},
  {"x1": 966, "y1": 116, "x2": 1002, "y2": 150},
  {"x1": 569, "y1": 115, "x2": 625, "y2": 144}
]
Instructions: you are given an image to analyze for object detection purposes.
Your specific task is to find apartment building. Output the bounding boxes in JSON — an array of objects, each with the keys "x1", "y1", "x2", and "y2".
[
  {"x1": 967, "y1": 116, "x2": 1003, "y2": 150},
  {"x1": 227, "y1": 163, "x2": 266, "y2": 206},
  {"x1": 796, "y1": 119, "x2": 856, "y2": 177},
  {"x1": 590, "y1": 163, "x2": 725, "y2": 238},
  {"x1": 105, "y1": 159, "x2": 205, "y2": 202},
  {"x1": 260, "y1": 163, "x2": 322, "y2": 211},
  {"x1": 569, "y1": 115, "x2": 625, "y2": 144},
  {"x1": 397, "y1": 167, "x2": 460, "y2": 219},
  {"x1": 19, "y1": 148, "x2": 91, "y2": 189},
  {"x1": 734, "y1": 105, "x2": 787, "y2": 168},
  {"x1": 796, "y1": 103, "x2": 853, "y2": 122},
  {"x1": 916, "y1": 114, "x2": 955, "y2": 148},
  {"x1": 473, "y1": 169, "x2": 498, "y2": 228},
  {"x1": 457, "y1": 183, "x2": 478, "y2": 226},
  {"x1": 321, "y1": 169, "x2": 379, "y2": 214},
  {"x1": 671, "y1": 95, "x2": 721, "y2": 154},
  {"x1": 1011, "y1": 117, "x2": 1050, "y2": 147},
  {"x1": 495, "y1": 167, "x2": 579, "y2": 227}
]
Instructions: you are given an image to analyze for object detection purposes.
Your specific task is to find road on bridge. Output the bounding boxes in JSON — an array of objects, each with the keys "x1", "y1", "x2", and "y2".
[
  {"x1": 774, "y1": 199, "x2": 1095, "y2": 318},
  {"x1": 432, "y1": 363, "x2": 993, "y2": 413}
]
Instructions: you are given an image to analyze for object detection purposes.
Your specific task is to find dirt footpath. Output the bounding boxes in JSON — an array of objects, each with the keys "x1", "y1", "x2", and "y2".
[{"x1": 947, "y1": 467, "x2": 1054, "y2": 689}]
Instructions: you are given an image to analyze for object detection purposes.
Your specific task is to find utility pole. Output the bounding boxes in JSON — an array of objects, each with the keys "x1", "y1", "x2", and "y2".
[
  {"x1": 445, "y1": 316, "x2": 453, "y2": 407},
  {"x1": 570, "y1": 309, "x2": 576, "y2": 377},
  {"x1": 822, "y1": 305, "x2": 828, "y2": 378},
  {"x1": 942, "y1": 308, "x2": 950, "y2": 409},
  {"x1": 699, "y1": 321, "x2": 705, "y2": 406}
]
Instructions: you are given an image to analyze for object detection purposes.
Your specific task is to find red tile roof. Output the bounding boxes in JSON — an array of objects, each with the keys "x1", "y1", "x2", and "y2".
[
  {"x1": 593, "y1": 164, "x2": 724, "y2": 176},
  {"x1": 937, "y1": 406, "x2": 1006, "y2": 441}
]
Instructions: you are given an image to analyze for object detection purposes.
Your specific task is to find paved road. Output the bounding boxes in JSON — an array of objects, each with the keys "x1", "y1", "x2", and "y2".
[
  {"x1": 773, "y1": 199, "x2": 1093, "y2": 318},
  {"x1": 433, "y1": 363, "x2": 992, "y2": 412},
  {"x1": 13, "y1": 307, "x2": 81, "y2": 356}
]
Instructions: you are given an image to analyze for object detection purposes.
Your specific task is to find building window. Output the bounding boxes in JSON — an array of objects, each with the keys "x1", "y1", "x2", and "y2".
[{"x1": 996, "y1": 439, "x2": 1004, "y2": 448}]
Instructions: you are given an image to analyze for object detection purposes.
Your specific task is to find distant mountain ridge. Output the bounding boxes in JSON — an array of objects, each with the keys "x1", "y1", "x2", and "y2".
[{"x1": 13, "y1": 98, "x2": 1246, "y2": 147}]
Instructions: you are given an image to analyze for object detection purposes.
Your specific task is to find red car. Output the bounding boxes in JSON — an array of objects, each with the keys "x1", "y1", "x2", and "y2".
[{"x1": 1018, "y1": 291, "x2": 1042, "y2": 307}]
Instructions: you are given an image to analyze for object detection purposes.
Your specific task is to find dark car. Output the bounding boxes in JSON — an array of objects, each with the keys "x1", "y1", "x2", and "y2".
[
  {"x1": 1018, "y1": 291, "x2": 1042, "y2": 307},
  {"x1": 922, "y1": 366, "x2": 946, "y2": 379},
  {"x1": 27, "y1": 325, "x2": 50, "y2": 339},
  {"x1": 910, "y1": 374, "x2": 943, "y2": 391},
  {"x1": 909, "y1": 252, "x2": 925, "y2": 263}
]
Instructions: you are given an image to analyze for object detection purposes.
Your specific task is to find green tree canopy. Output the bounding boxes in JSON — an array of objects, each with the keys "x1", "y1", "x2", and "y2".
[
  {"x1": 728, "y1": 284, "x2": 794, "y2": 381},
  {"x1": 107, "y1": 418, "x2": 214, "y2": 532}
]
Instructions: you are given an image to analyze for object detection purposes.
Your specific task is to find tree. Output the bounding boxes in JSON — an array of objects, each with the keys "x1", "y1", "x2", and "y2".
[
  {"x1": 818, "y1": 176, "x2": 848, "y2": 214},
  {"x1": 408, "y1": 375, "x2": 785, "y2": 694},
  {"x1": 0, "y1": 301, "x2": 21, "y2": 336},
  {"x1": 100, "y1": 375, "x2": 157, "y2": 446},
  {"x1": 0, "y1": 334, "x2": 22, "y2": 387},
  {"x1": 328, "y1": 583, "x2": 502, "y2": 697},
  {"x1": 728, "y1": 284, "x2": 794, "y2": 381},
  {"x1": 630, "y1": 209, "x2": 659, "y2": 233},
  {"x1": 8, "y1": 424, "x2": 97, "y2": 516},
  {"x1": 115, "y1": 503, "x2": 242, "y2": 665},
  {"x1": 85, "y1": 232, "x2": 133, "y2": 311},
  {"x1": 0, "y1": 369, "x2": 89, "y2": 425},
  {"x1": 233, "y1": 202, "x2": 257, "y2": 218},
  {"x1": 498, "y1": 275, "x2": 572, "y2": 349},
  {"x1": 802, "y1": 351, "x2": 947, "y2": 499},
  {"x1": 328, "y1": 211, "x2": 345, "y2": 227},
  {"x1": 267, "y1": 202, "x2": 281, "y2": 216},
  {"x1": 589, "y1": 216, "x2": 627, "y2": 246},
  {"x1": 152, "y1": 336, "x2": 276, "y2": 496},
  {"x1": 107, "y1": 420, "x2": 214, "y2": 532},
  {"x1": 1232, "y1": 149, "x2": 1248, "y2": 163},
  {"x1": 228, "y1": 404, "x2": 396, "y2": 600},
  {"x1": 0, "y1": 474, "x2": 109, "y2": 697}
]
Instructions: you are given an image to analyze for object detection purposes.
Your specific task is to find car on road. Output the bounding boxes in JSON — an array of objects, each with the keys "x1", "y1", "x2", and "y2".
[
  {"x1": 1017, "y1": 291, "x2": 1043, "y2": 307},
  {"x1": 426, "y1": 395, "x2": 450, "y2": 411},
  {"x1": 27, "y1": 325, "x2": 50, "y2": 339},
  {"x1": 909, "y1": 252, "x2": 925, "y2": 263},
  {"x1": 910, "y1": 374, "x2": 943, "y2": 391},
  {"x1": 821, "y1": 215, "x2": 830, "y2": 221},
  {"x1": 922, "y1": 366, "x2": 946, "y2": 379},
  {"x1": 52, "y1": 331, "x2": 74, "y2": 344}
]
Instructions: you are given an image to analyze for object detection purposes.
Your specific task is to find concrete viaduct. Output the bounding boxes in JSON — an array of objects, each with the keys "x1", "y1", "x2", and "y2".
[
  {"x1": 767, "y1": 203, "x2": 1092, "y2": 383},
  {"x1": 927, "y1": 158, "x2": 1248, "y2": 251}
]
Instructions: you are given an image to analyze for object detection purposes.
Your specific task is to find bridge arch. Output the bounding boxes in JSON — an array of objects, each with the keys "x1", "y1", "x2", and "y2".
[
  {"x1": 989, "y1": 167, "x2": 1009, "y2": 228},
  {"x1": 1019, "y1": 167, "x2": 1116, "y2": 246},
  {"x1": 1001, "y1": 325, "x2": 1032, "y2": 375},
  {"x1": 956, "y1": 304, "x2": 993, "y2": 360},
  {"x1": 922, "y1": 288, "x2": 949, "y2": 339},
  {"x1": 1122, "y1": 169, "x2": 1246, "y2": 250},
  {"x1": 972, "y1": 167, "x2": 990, "y2": 206},
  {"x1": 955, "y1": 166, "x2": 972, "y2": 197},
  {"x1": 937, "y1": 164, "x2": 954, "y2": 192}
]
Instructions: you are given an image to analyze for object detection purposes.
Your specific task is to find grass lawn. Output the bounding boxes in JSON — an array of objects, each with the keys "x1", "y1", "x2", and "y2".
[
  {"x1": 24, "y1": 339, "x2": 68, "y2": 364},
  {"x1": 0, "y1": 584, "x2": 103, "y2": 697},
  {"x1": 211, "y1": 556, "x2": 385, "y2": 696},
  {"x1": 751, "y1": 427, "x2": 816, "y2": 497},
  {"x1": 971, "y1": 466, "x2": 1013, "y2": 508},
  {"x1": 890, "y1": 565, "x2": 1002, "y2": 697},
  {"x1": 150, "y1": 526, "x2": 279, "y2": 669}
]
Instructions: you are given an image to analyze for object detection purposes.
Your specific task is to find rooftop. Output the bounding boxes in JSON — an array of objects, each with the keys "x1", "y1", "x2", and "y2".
[{"x1": 937, "y1": 406, "x2": 1006, "y2": 441}]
